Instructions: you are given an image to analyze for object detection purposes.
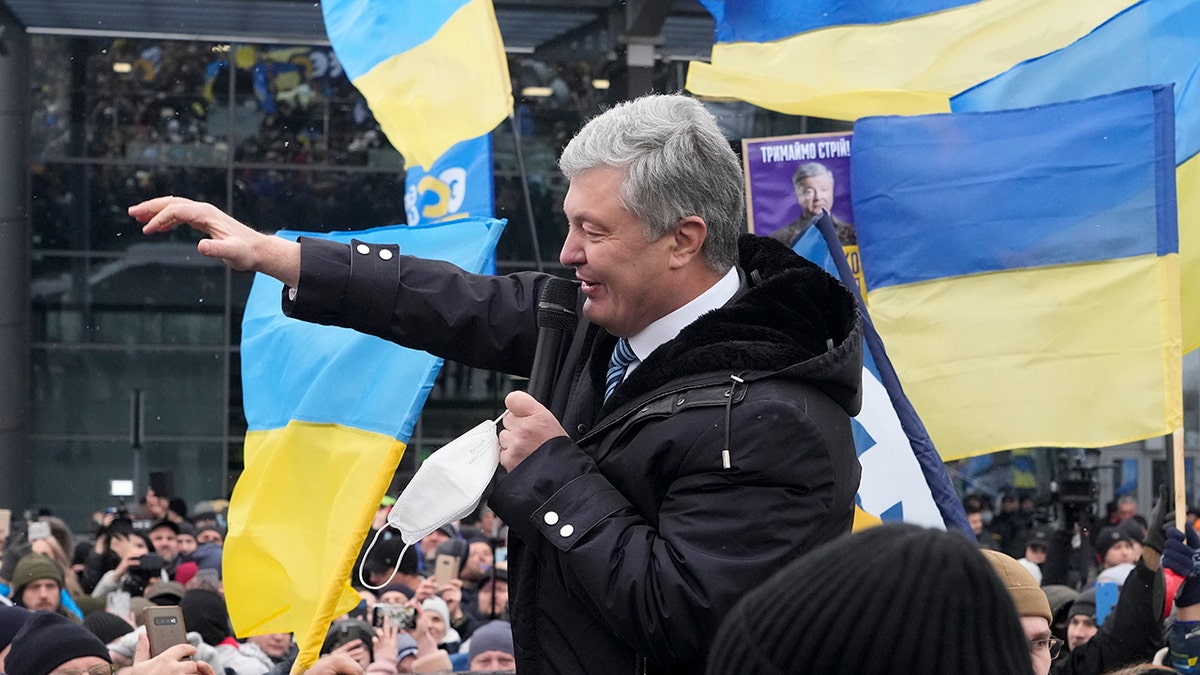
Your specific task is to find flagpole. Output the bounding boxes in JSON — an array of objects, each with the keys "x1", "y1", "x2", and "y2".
[{"x1": 1174, "y1": 426, "x2": 1186, "y2": 530}]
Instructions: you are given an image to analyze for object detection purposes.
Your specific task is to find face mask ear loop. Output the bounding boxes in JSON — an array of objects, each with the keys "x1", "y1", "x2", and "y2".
[{"x1": 358, "y1": 525, "x2": 412, "y2": 591}]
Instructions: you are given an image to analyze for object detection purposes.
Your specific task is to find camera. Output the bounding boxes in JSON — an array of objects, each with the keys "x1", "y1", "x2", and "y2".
[
  {"x1": 134, "y1": 552, "x2": 165, "y2": 575},
  {"x1": 372, "y1": 603, "x2": 417, "y2": 629}
]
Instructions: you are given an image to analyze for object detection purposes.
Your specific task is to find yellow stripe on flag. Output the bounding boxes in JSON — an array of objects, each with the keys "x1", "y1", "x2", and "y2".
[
  {"x1": 686, "y1": 0, "x2": 1137, "y2": 120},
  {"x1": 1180, "y1": 155, "x2": 1200, "y2": 353},
  {"x1": 867, "y1": 254, "x2": 1182, "y2": 460},
  {"x1": 354, "y1": 0, "x2": 511, "y2": 169},
  {"x1": 226, "y1": 423, "x2": 404, "y2": 670}
]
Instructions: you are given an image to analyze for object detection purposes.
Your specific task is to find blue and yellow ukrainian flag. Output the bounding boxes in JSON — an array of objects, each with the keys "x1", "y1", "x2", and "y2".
[
  {"x1": 952, "y1": 0, "x2": 1200, "y2": 352},
  {"x1": 321, "y1": 0, "x2": 512, "y2": 169},
  {"x1": 685, "y1": 0, "x2": 1136, "y2": 120},
  {"x1": 851, "y1": 86, "x2": 1182, "y2": 459},
  {"x1": 226, "y1": 218, "x2": 505, "y2": 670}
]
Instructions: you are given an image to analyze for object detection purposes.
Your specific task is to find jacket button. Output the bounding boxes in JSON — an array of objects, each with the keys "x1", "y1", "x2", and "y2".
[
  {"x1": 356, "y1": 243, "x2": 370, "y2": 255},
  {"x1": 543, "y1": 511, "x2": 559, "y2": 526},
  {"x1": 379, "y1": 248, "x2": 393, "y2": 260},
  {"x1": 559, "y1": 524, "x2": 574, "y2": 538},
  {"x1": 576, "y1": 424, "x2": 587, "y2": 434}
]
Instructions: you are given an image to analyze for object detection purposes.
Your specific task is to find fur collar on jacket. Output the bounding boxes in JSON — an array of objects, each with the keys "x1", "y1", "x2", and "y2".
[{"x1": 603, "y1": 234, "x2": 863, "y2": 415}]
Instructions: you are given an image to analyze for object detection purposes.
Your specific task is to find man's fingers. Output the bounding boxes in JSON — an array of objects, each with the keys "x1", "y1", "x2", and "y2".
[
  {"x1": 504, "y1": 390, "x2": 539, "y2": 417},
  {"x1": 134, "y1": 631, "x2": 151, "y2": 662},
  {"x1": 128, "y1": 196, "x2": 183, "y2": 222},
  {"x1": 158, "y1": 643, "x2": 198, "y2": 662}
]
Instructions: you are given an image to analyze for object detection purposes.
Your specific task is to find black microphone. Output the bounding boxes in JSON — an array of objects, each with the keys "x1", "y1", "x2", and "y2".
[{"x1": 527, "y1": 278, "x2": 578, "y2": 405}]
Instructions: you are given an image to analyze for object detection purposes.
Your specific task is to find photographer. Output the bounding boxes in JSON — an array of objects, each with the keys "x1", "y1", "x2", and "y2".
[{"x1": 90, "y1": 522, "x2": 167, "y2": 600}]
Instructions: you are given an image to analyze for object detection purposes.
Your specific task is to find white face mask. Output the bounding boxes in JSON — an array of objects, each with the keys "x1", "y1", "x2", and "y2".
[{"x1": 359, "y1": 416, "x2": 501, "y2": 589}]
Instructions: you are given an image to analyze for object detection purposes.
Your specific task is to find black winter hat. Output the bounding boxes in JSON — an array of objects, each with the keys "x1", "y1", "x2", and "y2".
[
  {"x1": 5, "y1": 611, "x2": 111, "y2": 675},
  {"x1": 82, "y1": 610, "x2": 135, "y2": 645},
  {"x1": 0, "y1": 605, "x2": 31, "y2": 649},
  {"x1": 1069, "y1": 587, "x2": 1097, "y2": 620},
  {"x1": 179, "y1": 589, "x2": 232, "y2": 646},
  {"x1": 706, "y1": 523, "x2": 1031, "y2": 675},
  {"x1": 1096, "y1": 527, "x2": 1134, "y2": 559}
]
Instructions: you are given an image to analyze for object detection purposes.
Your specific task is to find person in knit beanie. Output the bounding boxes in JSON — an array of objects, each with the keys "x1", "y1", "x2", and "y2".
[
  {"x1": 4, "y1": 611, "x2": 110, "y2": 675},
  {"x1": 0, "y1": 605, "x2": 32, "y2": 671},
  {"x1": 706, "y1": 523, "x2": 1031, "y2": 675},
  {"x1": 467, "y1": 620, "x2": 515, "y2": 671},
  {"x1": 982, "y1": 549, "x2": 1056, "y2": 675},
  {"x1": 10, "y1": 553, "x2": 67, "y2": 615},
  {"x1": 82, "y1": 610, "x2": 135, "y2": 646}
]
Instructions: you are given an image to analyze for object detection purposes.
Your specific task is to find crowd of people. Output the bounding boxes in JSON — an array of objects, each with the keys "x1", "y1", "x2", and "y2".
[
  {"x1": 10, "y1": 485, "x2": 1200, "y2": 675},
  {"x1": 0, "y1": 489, "x2": 516, "y2": 675}
]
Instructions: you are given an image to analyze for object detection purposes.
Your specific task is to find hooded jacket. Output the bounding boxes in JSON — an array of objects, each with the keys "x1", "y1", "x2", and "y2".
[{"x1": 286, "y1": 233, "x2": 863, "y2": 674}]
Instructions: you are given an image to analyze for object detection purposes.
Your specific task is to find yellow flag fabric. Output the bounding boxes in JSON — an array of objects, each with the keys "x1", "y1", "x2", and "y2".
[
  {"x1": 685, "y1": 0, "x2": 1136, "y2": 120},
  {"x1": 322, "y1": 0, "x2": 512, "y2": 169},
  {"x1": 226, "y1": 424, "x2": 403, "y2": 661}
]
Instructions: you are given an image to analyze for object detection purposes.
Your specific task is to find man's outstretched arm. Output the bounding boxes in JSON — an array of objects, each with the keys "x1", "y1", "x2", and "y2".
[{"x1": 130, "y1": 196, "x2": 302, "y2": 288}]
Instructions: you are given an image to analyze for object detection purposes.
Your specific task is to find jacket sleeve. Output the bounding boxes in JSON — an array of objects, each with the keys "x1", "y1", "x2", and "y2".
[
  {"x1": 283, "y1": 237, "x2": 549, "y2": 375},
  {"x1": 489, "y1": 386, "x2": 858, "y2": 666},
  {"x1": 1055, "y1": 561, "x2": 1164, "y2": 675}
]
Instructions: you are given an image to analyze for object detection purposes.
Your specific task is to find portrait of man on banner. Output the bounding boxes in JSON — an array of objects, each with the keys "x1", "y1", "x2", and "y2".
[{"x1": 744, "y1": 131, "x2": 861, "y2": 292}]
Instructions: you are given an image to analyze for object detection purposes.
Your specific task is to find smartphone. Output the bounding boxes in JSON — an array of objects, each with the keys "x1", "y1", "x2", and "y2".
[
  {"x1": 434, "y1": 553, "x2": 460, "y2": 586},
  {"x1": 107, "y1": 590, "x2": 132, "y2": 620},
  {"x1": 143, "y1": 605, "x2": 188, "y2": 657},
  {"x1": 28, "y1": 521, "x2": 51, "y2": 541},
  {"x1": 372, "y1": 603, "x2": 417, "y2": 629}
]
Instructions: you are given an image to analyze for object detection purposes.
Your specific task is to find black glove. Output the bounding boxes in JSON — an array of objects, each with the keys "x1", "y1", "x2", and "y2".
[{"x1": 1144, "y1": 485, "x2": 1170, "y2": 554}]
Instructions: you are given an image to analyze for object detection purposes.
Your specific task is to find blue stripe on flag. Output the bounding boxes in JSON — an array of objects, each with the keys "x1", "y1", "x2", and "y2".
[
  {"x1": 700, "y1": 0, "x2": 972, "y2": 43},
  {"x1": 242, "y1": 218, "x2": 506, "y2": 440},
  {"x1": 853, "y1": 86, "x2": 1176, "y2": 290},
  {"x1": 952, "y1": 0, "x2": 1200, "y2": 165},
  {"x1": 320, "y1": 0, "x2": 472, "y2": 79}
]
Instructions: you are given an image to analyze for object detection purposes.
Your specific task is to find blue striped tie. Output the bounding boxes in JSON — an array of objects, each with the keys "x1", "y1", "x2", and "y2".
[{"x1": 604, "y1": 338, "x2": 637, "y2": 401}]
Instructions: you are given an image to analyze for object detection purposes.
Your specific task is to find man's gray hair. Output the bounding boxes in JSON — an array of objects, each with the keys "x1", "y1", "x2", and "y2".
[
  {"x1": 791, "y1": 162, "x2": 833, "y2": 188},
  {"x1": 558, "y1": 94, "x2": 743, "y2": 273}
]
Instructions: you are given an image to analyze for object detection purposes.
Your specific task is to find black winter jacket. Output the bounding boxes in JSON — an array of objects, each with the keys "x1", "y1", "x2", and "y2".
[{"x1": 285, "y1": 234, "x2": 863, "y2": 674}]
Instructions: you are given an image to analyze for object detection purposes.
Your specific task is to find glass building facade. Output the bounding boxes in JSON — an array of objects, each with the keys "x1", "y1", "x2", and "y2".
[{"x1": 10, "y1": 19, "x2": 1199, "y2": 533}]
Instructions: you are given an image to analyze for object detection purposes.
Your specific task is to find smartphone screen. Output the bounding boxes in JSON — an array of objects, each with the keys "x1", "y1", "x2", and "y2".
[
  {"x1": 143, "y1": 605, "x2": 188, "y2": 657},
  {"x1": 434, "y1": 553, "x2": 461, "y2": 586},
  {"x1": 372, "y1": 603, "x2": 417, "y2": 629},
  {"x1": 28, "y1": 521, "x2": 51, "y2": 541}
]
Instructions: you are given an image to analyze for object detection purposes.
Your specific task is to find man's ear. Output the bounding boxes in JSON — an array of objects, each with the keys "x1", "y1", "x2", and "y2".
[{"x1": 669, "y1": 216, "x2": 707, "y2": 269}]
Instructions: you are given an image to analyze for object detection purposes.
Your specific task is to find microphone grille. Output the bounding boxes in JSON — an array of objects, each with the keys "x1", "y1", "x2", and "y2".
[{"x1": 537, "y1": 278, "x2": 578, "y2": 330}]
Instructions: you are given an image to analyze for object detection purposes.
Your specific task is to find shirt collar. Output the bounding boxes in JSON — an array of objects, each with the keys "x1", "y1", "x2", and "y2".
[{"x1": 627, "y1": 267, "x2": 740, "y2": 362}]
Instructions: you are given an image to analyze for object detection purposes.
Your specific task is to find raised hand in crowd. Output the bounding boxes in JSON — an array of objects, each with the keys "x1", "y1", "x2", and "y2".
[
  {"x1": 371, "y1": 618, "x2": 400, "y2": 665},
  {"x1": 435, "y1": 578, "x2": 463, "y2": 618},
  {"x1": 301, "y1": 653, "x2": 365, "y2": 675},
  {"x1": 130, "y1": 631, "x2": 216, "y2": 675},
  {"x1": 328, "y1": 636, "x2": 372, "y2": 669},
  {"x1": 409, "y1": 576, "x2": 438, "y2": 606}
]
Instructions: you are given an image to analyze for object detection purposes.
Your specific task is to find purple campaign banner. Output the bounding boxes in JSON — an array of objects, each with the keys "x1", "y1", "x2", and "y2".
[{"x1": 743, "y1": 132, "x2": 854, "y2": 239}]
